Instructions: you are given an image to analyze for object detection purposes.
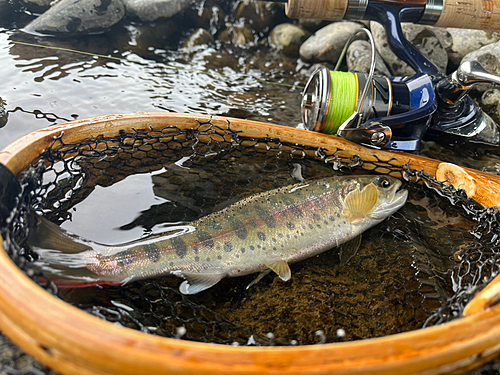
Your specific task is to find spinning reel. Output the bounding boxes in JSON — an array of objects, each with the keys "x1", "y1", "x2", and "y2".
[{"x1": 274, "y1": 0, "x2": 500, "y2": 151}]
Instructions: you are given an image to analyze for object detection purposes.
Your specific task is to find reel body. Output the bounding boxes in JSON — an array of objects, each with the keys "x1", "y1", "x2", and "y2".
[{"x1": 299, "y1": 5, "x2": 500, "y2": 151}]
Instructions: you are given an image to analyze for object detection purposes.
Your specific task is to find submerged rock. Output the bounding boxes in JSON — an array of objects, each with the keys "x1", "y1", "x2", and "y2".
[
  {"x1": 233, "y1": 0, "x2": 283, "y2": 33},
  {"x1": 346, "y1": 39, "x2": 391, "y2": 76},
  {"x1": 299, "y1": 21, "x2": 364, "y2": 63},
  {"x1": 182, "y1": 28, "x2": 215, "y2": 49},
  {"x1": 269, "y1": 23, "x2": 310, "y2": 58},
  {"x1": 371, "y1": 21, "x2": 448, "y2": 75},
  {"x1": 19, "y1": 0, "x2": 52, "y2": 11},
  {"x1": 122, "y1": 0, "x2": 190, "y2": 22},
  {"x1": 220, "y1": 23, "x2": 255, "y2": 47},
  {"x1": 23, "y1": 0, "x2": 125, "y2": 35}
]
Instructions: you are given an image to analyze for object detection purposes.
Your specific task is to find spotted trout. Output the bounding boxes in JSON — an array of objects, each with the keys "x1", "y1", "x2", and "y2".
[{"x1": 29, "y1": 175, "x2": 407, "y2": 294}]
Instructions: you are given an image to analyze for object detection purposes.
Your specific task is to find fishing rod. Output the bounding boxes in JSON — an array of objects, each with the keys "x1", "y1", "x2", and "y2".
[{"x1": 272, "y1": 0, "x2": 500, "y2": 151}]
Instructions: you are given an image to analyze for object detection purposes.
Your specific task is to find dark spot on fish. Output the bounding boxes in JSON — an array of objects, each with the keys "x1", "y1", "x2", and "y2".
[
  {"x1": 273, "y1": 247, "x2": 277, "y2": 251},
  {"x1": 207, "y1": 257, "x2": 211, "y2": 262},
  {"x1": 312, "y1": 213, "x2": 321, "y2": 221},
  {"x1": 171, "y1": 237, "x2": 187, "y2": 259},
  {"x1": 317, "y1": 224, "x2": 321, "y2": 228},
  {"x1": 336, "y1": 213, "x2": 341, "y2": 218},
  {"x1": 193, "y1": 247, "x2": 199, "y2": 254},
  {"x1": 290, "y1": 206, "x2": 303, "y2": 218},
  {"x1": 216, "y1": 245, "x2": 221, "y2": 251},
  {"x1": 294, "y1": 235, "x2": 297, "y2": 239},
  {"x1": 250, "y1": 245, "x2": 255, "y2": 250},
  {"x1": 308, "y1": 224, "x2": 313, "y2": 229},
  {"x1": 343, "y1": 221, "x2": 347, "y2": 224},
  {"x1": 286, "y1": 234, "x2": 290, "y2": 239},
  {"x1": 255, "y1": 205, "x2": 277, "y2": 228},
  {"x1": 301, "y1": 225, "x2": 306, "y2": 230},
  {"x1": 329, "y1": 215, "x2": 335, "y2": 222},
  {"x1": 301, "y1": 233, "x2": 304, "y2": 236},
  {"x1": 218, "y1": 255, "x2": 222, "y2": 260},
  {"x1": 144, "y1": 243, "x2": 161, "y2": 263},
  {"x1": 227, "y1": 216, "x2": 247, "y2": 240},
  {"x1": 236, "y1": 254, "x2": 240, "y2": 258},
  {"x1": 241, "y1": 248, "x2": 246, "y2": 253},
  {"x1": 207, "y1": 220, "x2": 223, "y2": 230},
  {"x1": 195, "y1": 256, "x2": 200, "y2": 262},
  {"x1": 262, "y1": 247, "x2": 266, "y2": 250},
  {"x1": 258, "y1": 232, "x2": 266, "y2": 241},
  {"x1": 324, "y1": 220, "x2": 328, "y2": 225},
  {"x1": 286, "y1": 222, "x2": 295, "y2": 230},
  {"x1": 257, "y1": 245, "x2": 261, "y2": 249},
  {"x1": 272, "y1": 238, "x2": 277, "y2": 243},
  {"x1": 278, "y1": 233, "x2": 284, "y2": 238},
  {"x1": 224, "y1": 242, "x2": 233, "y2": 253},
  {"x1": 196, "y1": 229, "x2": 214, "y2": 249}
]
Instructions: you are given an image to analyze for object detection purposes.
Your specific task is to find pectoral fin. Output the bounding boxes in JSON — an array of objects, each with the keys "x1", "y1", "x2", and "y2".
[
  {"x1": 339, "y1": 235, "x2": 361, "y2": 265},
  {"x1": 263, "y1": 260, "x2": 291, "y2": 281},
  {"x1": 343, "y1": 183, "x2": 378, "y2": 223},
  {"x1": 171, "y1": 271, "x2": 223, "y2": 295}
]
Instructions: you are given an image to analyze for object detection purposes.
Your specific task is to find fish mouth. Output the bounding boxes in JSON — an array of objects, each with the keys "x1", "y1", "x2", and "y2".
[{"x1": 369, "y1": 180, "x2": 408, "y2": 219}]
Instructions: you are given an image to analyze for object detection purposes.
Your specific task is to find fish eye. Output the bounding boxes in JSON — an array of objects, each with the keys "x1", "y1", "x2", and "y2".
[{"x1": 375, "y1": 177, "x2": 392, "y2": 188}]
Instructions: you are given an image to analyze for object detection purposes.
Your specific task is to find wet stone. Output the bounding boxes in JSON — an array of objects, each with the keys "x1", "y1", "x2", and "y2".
[
  {"x1": 269, "y1": 23, "x2": 310, "y2": 58},
  {"x1": 23, "y1": 0, "x2": 125, "y2": 36},
  {"x1": 347, "y1": 40, "x2": 391, "y2": 76},
  {"x1": 122, "y1": 0, "x2": 190, "y2": 22},
  {"x1": 182, "y1": 28, "x2": 215, "y2": 49},
  {"x1": 299, "y1": 21, "x2": 364, "y2": 63}
]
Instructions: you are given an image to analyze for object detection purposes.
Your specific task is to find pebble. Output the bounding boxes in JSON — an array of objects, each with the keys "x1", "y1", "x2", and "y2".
[
  {"x1": 346, "y1": 39, "x2": 391, "y2": 76},
  {"x1": 446, "y1": 28, "x2": 500, "y2": 69},
  {"x1": 371, "y1": 21, "x2": 448, "y2": 75},
  {"x1": 481, "y1": 88, "x2": 500, "y2": 125},
  {"x1": 220, "y1": 23, "x2": 255, "y2": 47},
  {"x1": 269, "y1": 23, "x2": 310, "y2": 58},
  {"x1": 233, "y1": 0, "x2": 283, "y2": 33},
  {"x1": 122, "y1": 0, "x2": 190, "y2": 22},
  {"x1": 299, "y1": 21, "x2": 364, "y2": 63},
  {"x1": 23, "y1": 0, "x2": 125, "y2": 35}
]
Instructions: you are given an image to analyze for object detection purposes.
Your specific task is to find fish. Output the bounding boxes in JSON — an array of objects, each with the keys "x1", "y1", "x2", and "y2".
[{"x1": 28, "y1": 175, "x2": 408, "y2": 295}]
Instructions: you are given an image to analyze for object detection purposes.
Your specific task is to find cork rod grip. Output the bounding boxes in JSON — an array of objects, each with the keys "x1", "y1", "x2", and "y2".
[
  {"x1": 284, "y1": 0, "x2": 500, "y2": 31},
  {"x1": 434, "y1": 0, "x2": 500, "y2": 31},
  {"x1": 285, "y1": 0, "x2": 348, "y2": 20}
]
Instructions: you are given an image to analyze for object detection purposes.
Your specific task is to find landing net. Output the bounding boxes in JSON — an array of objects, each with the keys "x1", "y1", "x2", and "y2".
[{"x1": 1, "y1": 117, "x2": 498, "y2": 348}]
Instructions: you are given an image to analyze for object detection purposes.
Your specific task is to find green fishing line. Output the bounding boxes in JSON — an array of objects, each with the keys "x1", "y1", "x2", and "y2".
[{"x1": 324, "y1": 71, "x2": 357, "y2": 135}]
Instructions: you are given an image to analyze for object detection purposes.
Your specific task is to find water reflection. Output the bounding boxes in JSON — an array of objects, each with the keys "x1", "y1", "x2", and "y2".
[{"x1": 0, "y1": 22, "x2": 303, "y2": 149}]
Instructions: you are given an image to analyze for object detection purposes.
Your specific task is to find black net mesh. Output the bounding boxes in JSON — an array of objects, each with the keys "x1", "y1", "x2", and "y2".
[{"x1": 1, "y1": 117, "x2": 500, "y2": 370}]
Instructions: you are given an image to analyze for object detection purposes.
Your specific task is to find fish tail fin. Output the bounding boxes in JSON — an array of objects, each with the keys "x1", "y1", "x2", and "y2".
[{"x1": 28, "y1": 216, "x2": 93, "y2": 253}]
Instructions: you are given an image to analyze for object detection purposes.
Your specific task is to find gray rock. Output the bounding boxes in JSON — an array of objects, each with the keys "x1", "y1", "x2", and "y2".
[
  {"x1": 298, "y1": 18, "x2": 328, "y2": 33},
  {"x1": 122, "y1": 0, "x2": 190, "y2": 22},
  {"x1": 481, "y1": 88, "x2": 500, "y2": 125},
  {"x1": 446, "y1": 28, "x2": 500, "y2": 69},
  {"x1": 0, "y1": 98, "x2": 6, "y2": 129},
  {"x1": 299, "y1": 21, "x2": 363, "y2": 63},
  {"x1": 346, "y1": 39, "x2": 391, "y2": 76},
  {"x1": 269, "y1": 23, "x2": 310, "y2": 58},
  {"x1": 23, "y1": 0, "x2": 125, "y2": 35},
  {"x1": 19, "y1": 0, "x2": 52, "y2": 10},
  {"x1": 182, "y1": 28, "x2": 215, "y2": 49},
  {"x1": 462, "y1": 41, "x2": 500, "y2": 95},
  {"x1": 371, "y1": 21, "x2": 448, "y2": 75}
]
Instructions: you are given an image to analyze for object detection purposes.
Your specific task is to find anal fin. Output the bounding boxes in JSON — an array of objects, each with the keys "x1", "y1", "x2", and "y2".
[
  {"x1": 263, "y1": 260, "x2": 291, "y2": 281},
  {"x1": 246, "y1": 269, "x2": 272, "y2": 290},
  {"x1": 171, "y1": 270, "x2": 223, "y2": 295}
]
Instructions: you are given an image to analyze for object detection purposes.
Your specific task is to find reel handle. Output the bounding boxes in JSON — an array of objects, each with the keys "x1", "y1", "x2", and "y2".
[{"x1": 275, "y1": 0, "x2": 500, "y2": 31}]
